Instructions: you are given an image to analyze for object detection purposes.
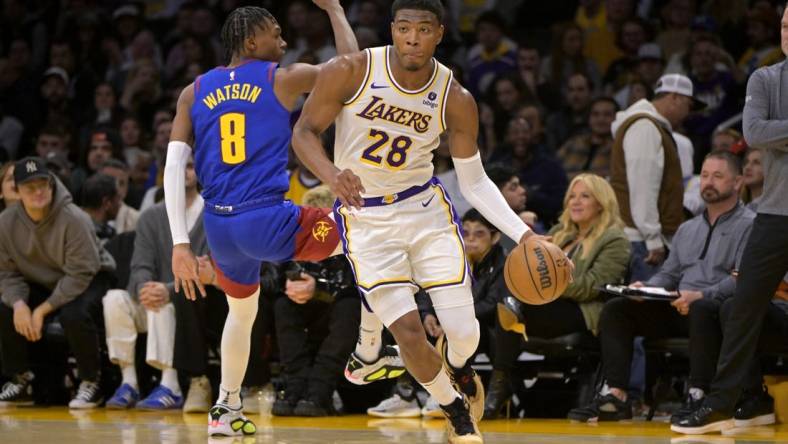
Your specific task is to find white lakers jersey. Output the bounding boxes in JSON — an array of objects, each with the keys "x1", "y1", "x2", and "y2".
[{"x1": 334, "y1": 46, "x2": 453, "y2": 197}]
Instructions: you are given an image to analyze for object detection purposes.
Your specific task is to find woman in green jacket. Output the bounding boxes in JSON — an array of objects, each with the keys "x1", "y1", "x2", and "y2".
[{"x1": 484, "y1": 173, "x2": 630, "y2": 418}]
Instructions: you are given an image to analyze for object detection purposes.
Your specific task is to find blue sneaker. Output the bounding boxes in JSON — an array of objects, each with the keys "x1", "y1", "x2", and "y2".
[
  {"x1": 136, "y1": 385, "x2": 184, "y2": 410},
  {"x1": 106, "y1": 383, "x2": 140, "y2": 409}
]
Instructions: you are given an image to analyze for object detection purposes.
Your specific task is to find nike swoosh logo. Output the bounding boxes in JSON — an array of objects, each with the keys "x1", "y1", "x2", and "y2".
[
  {"x1": 422, "y1": 195, "x2": 435, "y2": 207},
  {"x1": 370, "y1": 83, "x2": 389, "y2": 89}
]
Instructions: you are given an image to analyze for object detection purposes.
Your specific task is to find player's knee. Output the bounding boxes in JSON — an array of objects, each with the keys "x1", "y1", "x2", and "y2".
[
  {"x1": 444, "y1": 318, "x2": 480, "y2": 358},
  {"x1": 227, "y1": 292, "x2": 259, "y2": 325},
  {"x1": 102, "y1": 289, "x2": 129, "y2": 319}
]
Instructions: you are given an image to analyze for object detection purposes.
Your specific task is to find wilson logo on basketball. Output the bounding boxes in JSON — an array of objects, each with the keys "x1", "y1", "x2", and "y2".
[{"x1": 533, "y1": 246, "x2": 552, "y2": 290}]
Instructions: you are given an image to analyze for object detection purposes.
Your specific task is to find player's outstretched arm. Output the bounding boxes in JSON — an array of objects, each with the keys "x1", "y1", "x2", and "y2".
[
  {"x1": 445, "y1": 81, "x2": 535, "y2": 244},
  {"x1": 292, "y1": 54, "x2": 365, "y2": 209},
  {"x1": 313, "y1": 0, "x2": 359, "y2": 55},
  {"x1": 274, "y1": 1, "x2": 359, "y2": 107},
  {"x1": 164, "y1": 84, "x2": 206, "y2": 301}
]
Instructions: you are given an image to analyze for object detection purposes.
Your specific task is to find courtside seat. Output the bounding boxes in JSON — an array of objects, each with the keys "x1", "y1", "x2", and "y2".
[{"x1": 521, "y1": 331, "x2": 600, "y2": 357}]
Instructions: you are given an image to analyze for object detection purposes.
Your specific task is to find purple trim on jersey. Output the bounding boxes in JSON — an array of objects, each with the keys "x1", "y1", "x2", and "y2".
[
  {"x1": 332, "y1": 199, "x2": 372, "y2": 312},
  {"x1": 425, "y1": 177, "x2": 472, "y2": 290}
]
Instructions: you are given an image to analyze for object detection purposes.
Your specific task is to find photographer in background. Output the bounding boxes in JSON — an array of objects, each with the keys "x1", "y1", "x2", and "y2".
[{"x1": 271, "y1": 185, "x2": 360, "y2": 417}]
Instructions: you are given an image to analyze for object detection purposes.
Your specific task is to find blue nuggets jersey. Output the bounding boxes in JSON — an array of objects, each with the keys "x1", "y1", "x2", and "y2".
[{"x1": 191, "y1": 60, "x2": 290, "y2": 213}]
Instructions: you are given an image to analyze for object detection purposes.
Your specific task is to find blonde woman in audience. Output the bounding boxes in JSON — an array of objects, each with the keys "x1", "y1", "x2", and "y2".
[{"x1": 485, "y1": 173, "x2": 630, "y2": 418}]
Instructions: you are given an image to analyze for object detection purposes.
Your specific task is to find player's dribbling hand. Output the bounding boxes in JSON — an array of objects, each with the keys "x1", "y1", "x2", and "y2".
[
  {"x1": 518, "y1": 230, "x2": 551, "y2": 245},
  {"x1": 331, "y1": 168, "x2": 365, "y2": 210},
  {"x1": 518, "y1": 231, "x2": 575, "y2": 281},
  {"x1": 172, "y1": 244, "x2": 207, "y2": 301}
]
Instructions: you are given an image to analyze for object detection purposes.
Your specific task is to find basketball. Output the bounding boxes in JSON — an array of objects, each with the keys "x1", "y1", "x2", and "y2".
[{"x1": 504, "y1": 237, "x2": 572, "y2": 305}]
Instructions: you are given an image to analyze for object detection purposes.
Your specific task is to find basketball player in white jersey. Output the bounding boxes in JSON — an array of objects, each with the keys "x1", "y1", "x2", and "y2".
[{"x1": 292, "y1": 1, "x2": 539, "y2": 442}]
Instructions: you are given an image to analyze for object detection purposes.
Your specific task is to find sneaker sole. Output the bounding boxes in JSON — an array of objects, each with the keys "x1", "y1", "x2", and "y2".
[
  {"x1": 137, "y1": 405, "x2": 183, "y2": 411},
  {"x1": 344, "y1": 366, "x2": 406, "y2": 386},
  {"x1": 106, "y1": 402, "x2": 134, "y2": 410},
  {"x1": 422, "y1": 409, "x2": 445, "y2": 419},
  {"x1": 367, "y1": 407, "x2": 421, "y2": 418},
  {"x1": 671, "y1": 418, "x2": 735, "y2": 435},
  {"x1": 0, "y1": 400, "x2": 34, "y2": 407},
  {"x1": 732, "y1": 413, "x2": 775, "y2": 428},
  {"x1": 568, "y1": 416, "x2": 598, "y2": 423},
  {"x1": 69, "y1": 404, "x2": 100, "y2": 409}
]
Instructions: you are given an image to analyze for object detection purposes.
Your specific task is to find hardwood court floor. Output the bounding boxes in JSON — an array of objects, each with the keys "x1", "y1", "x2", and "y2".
[{"x1": 0, "y1": 408, "x2": 786, "y2": 443}]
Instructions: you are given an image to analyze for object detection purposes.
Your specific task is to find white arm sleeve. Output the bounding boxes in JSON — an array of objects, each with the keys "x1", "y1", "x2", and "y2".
[
  {"x1": 453, "y1": 152, "x2": 530, "y2": 243},
  {"x1": 164, "y1": 141, "x2": 192, "y2": 246}
]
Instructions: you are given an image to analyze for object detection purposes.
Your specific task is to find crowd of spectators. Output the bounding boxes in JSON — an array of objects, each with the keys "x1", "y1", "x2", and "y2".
[{"x1": 0, "y1": 0, "x2": 786, "y2": 427}]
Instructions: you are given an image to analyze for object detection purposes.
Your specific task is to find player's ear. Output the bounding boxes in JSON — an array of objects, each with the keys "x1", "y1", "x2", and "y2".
[
  {"x1": 246, "y1": 34, "x2": 257, "y2": 52},
  {"x1": 437, "y1": 24, "x2": 444, "y2": 45}
]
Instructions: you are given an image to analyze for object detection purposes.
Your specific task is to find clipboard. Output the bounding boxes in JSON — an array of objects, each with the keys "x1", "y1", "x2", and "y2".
[{"x1": 600, "y1": 284, "x2": 679, "y2": 302}]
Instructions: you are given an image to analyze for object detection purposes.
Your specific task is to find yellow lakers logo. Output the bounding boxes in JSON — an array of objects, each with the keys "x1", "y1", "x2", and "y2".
[
  {"x1": 312, "y1": 221, "x2": 333, "y2": 243},
  {"x1": 382, "y1": 194, "x2": 398, "y2": 204}
]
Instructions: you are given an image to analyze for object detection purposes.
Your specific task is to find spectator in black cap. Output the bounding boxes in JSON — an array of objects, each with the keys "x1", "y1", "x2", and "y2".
[
  {"x1": 0, "y1": 157, "x2": 115, "y2": 409},
  {"x1": 113, "y1": 4, "x2": 143, "y2": 50},
  {"x1": 38, "y1": 66, "x2": 75, "y2": 133},
  {"x1": 613, "y1": 43, "x2": 664, "y2": 109}
]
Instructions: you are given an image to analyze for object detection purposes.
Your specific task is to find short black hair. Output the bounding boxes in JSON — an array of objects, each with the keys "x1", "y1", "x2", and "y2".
[
  {"x1": 391, "y1": 0, "x2": 445, "y2": 24},
  {"x1": 590, "y1": 96, "x2": 620, "y2": 113},
  {"x1": 100, "y1": 159, "x2": 129, "y2": 172},
  {"x1": 462, "y1": 208, "x2": 498, "y2": 233},
  {"x1": 221, "y1": 6, "x2": 276, "y2": 62},
  {"x1": 485, "y1": 163, "x2": 518, "y2": 189},
  {"x1": 704, "y1": 150, "x2": 742, "y2": 175},
  {"x1": 568, "y1": 70, "x2": 594, "y2": 91},
  {"x1": 81, "y1": 173, "x2": 117, "y2": 209}
]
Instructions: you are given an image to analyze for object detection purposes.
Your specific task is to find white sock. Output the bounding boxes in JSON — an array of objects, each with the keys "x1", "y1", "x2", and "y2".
[
  {"x1": 421, "y1": 369, "x2": 461, "y2": 406},
  {"x1": 121, "y1": 364, "x2": 138, "y2": 389},
  {"x1": 160, "y1": 368, "x2": 181, "y2": 396},
  {"x1": 355, "y1": 306, "x2": 383, "y2": 363},
  {"x1": 218, "y1": 289, "x2": 259, "y2": 409}
]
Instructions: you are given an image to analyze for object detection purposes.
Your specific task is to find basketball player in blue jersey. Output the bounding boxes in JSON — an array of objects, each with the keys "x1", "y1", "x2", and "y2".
[
  {"x1": 292, "y1": 1, "x2": 552, "y2": 442},
  {"x1": 164, "y1": 2, "x2": 359, "y2": 437}
]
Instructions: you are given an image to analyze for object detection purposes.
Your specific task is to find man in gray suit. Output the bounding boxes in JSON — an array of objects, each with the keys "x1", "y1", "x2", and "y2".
[{"x1": 673, "y1": 3, "x2": 788, "y2": 435}]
